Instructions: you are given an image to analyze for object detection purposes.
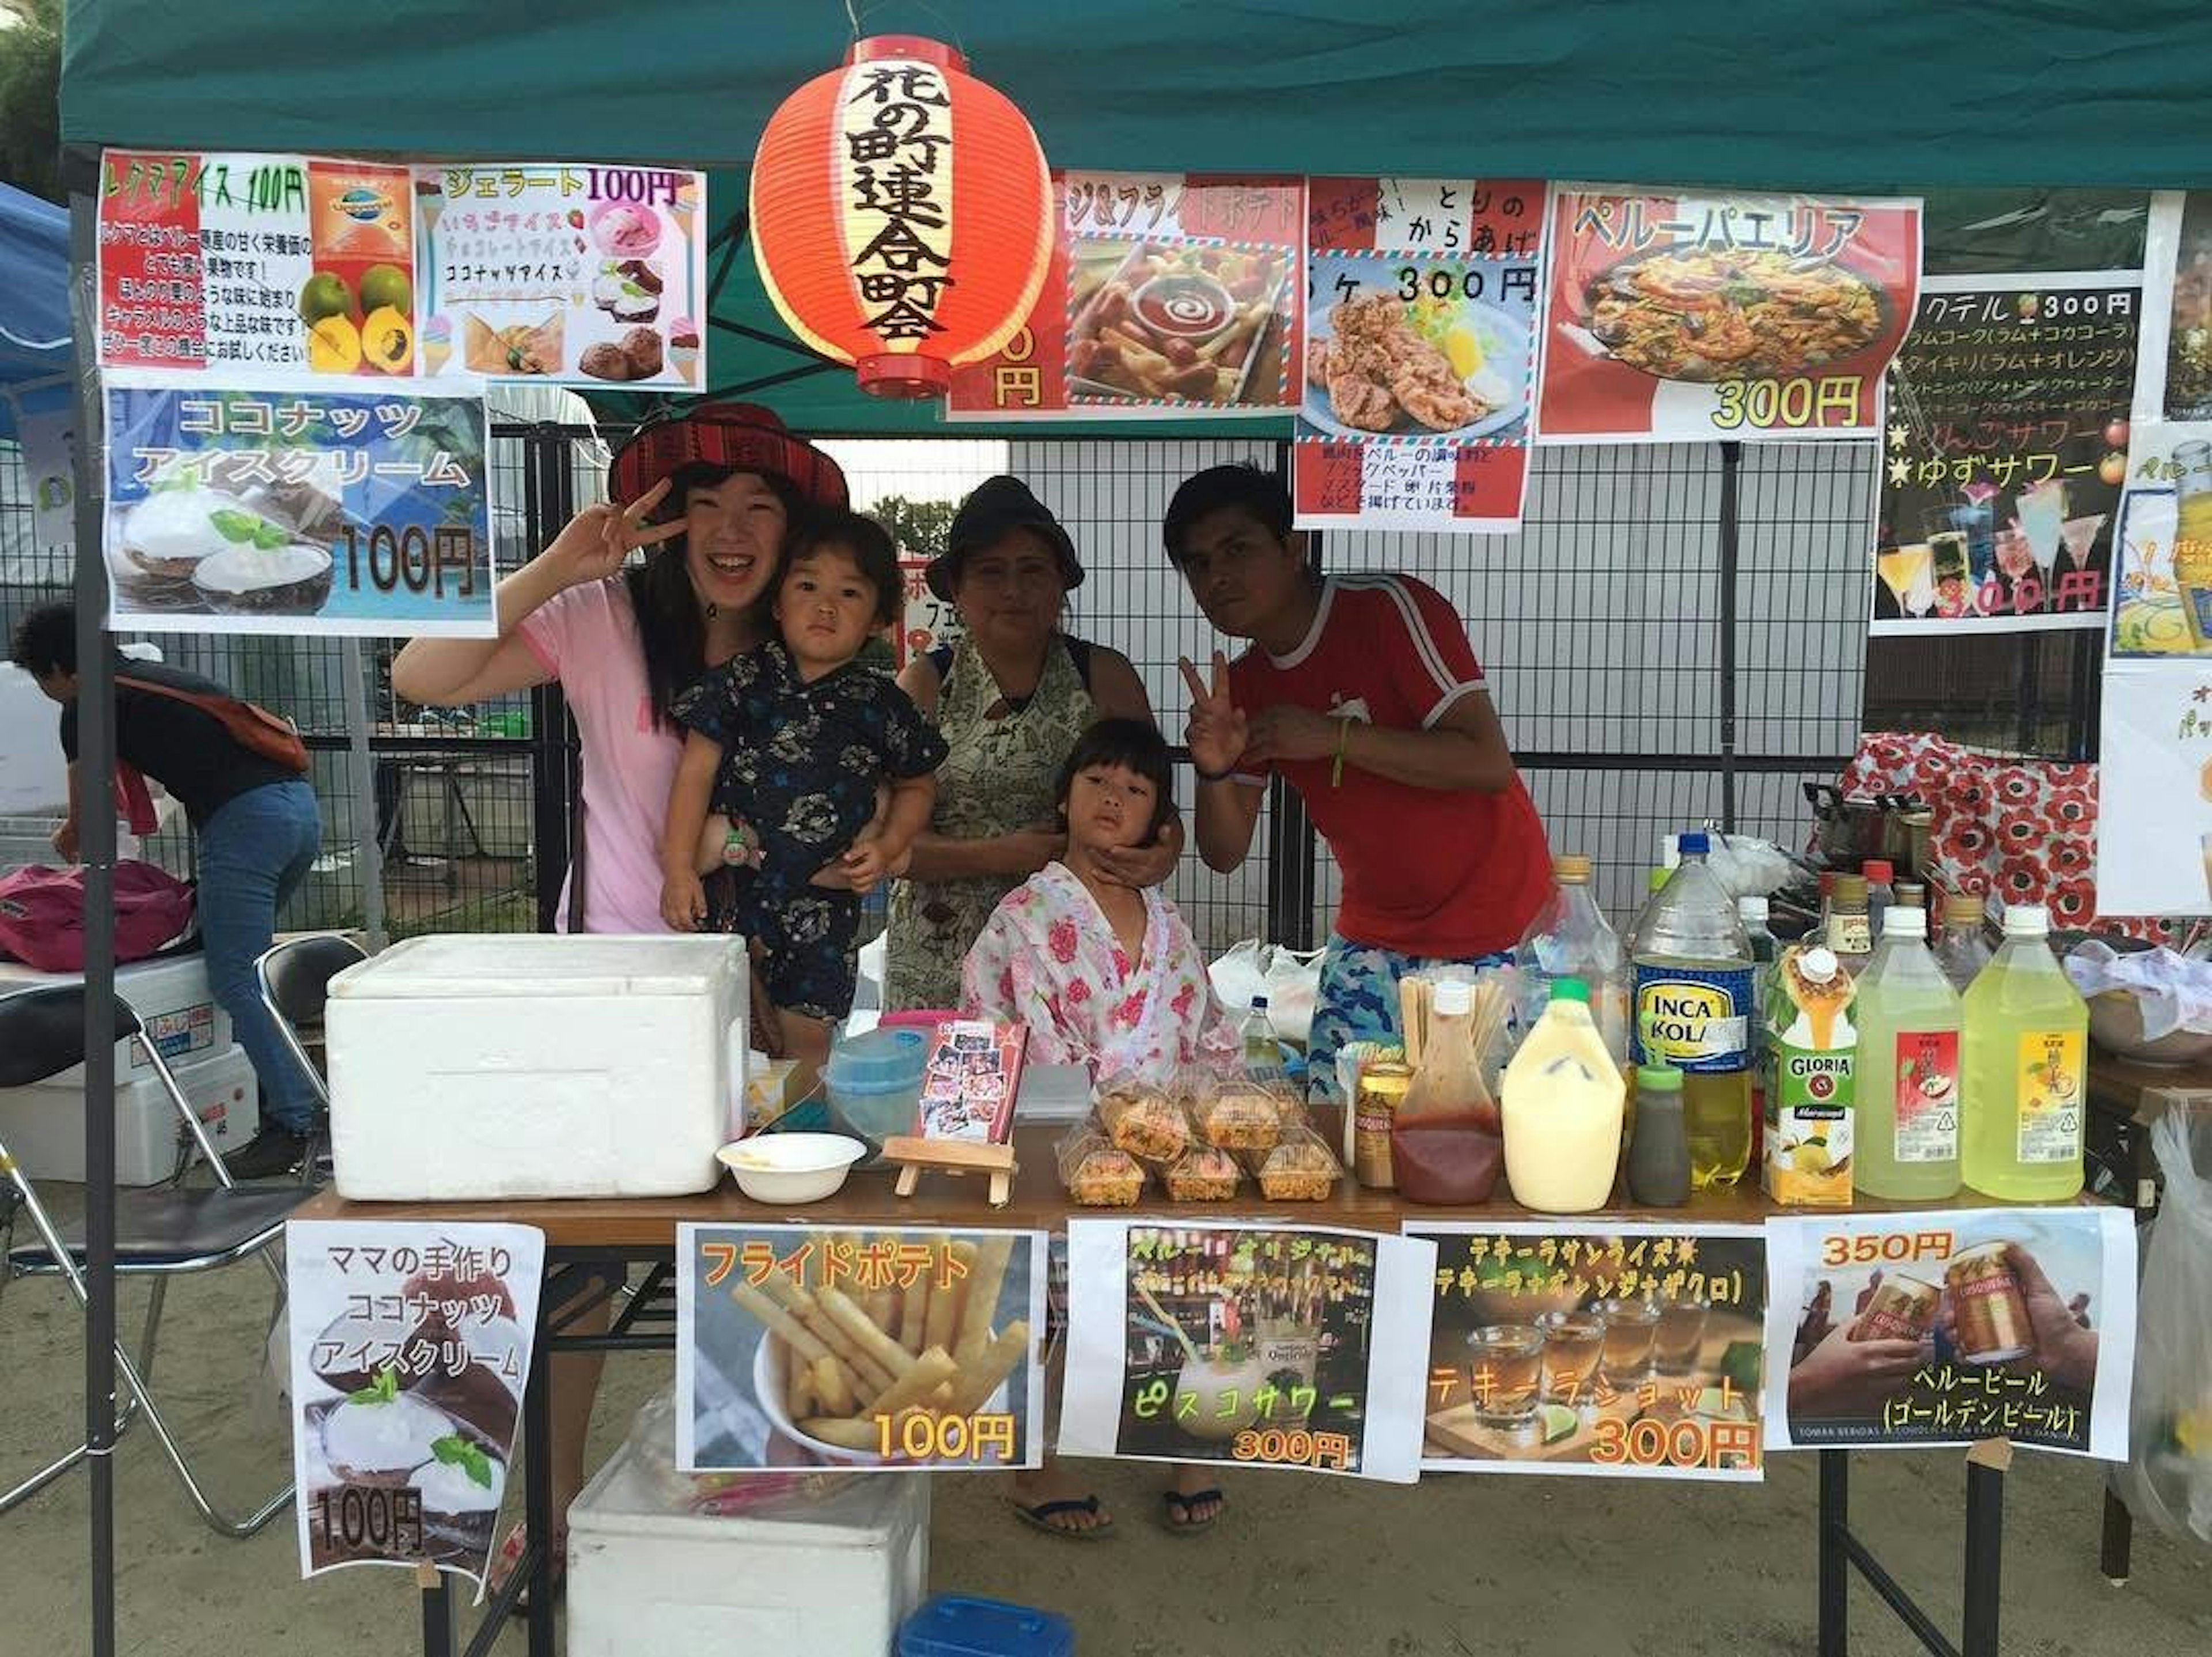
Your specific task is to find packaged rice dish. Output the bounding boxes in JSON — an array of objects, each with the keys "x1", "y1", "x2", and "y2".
[
  {"x1": 1166, "y1": 1144, "x2": 1241, "y2": 1201},
  {"x1": 1194, "y1": 1077, "x2": 1284, "y2": 1152},
  {"x1": 1057, "y1": 1123, "x2": 1147, "y2": 1206},
  {"x1": 1097, "y1": 1081, "x2": 1191, "y2": 1164},
  {"x1": 1243, "y1": 1124, "x2": 1343, "y2": 1202}
]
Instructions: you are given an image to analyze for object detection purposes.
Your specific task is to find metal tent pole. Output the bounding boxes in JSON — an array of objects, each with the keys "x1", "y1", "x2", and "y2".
[
  {"x1": 65, "y1": 145, "x2": 120, "y2": 1657},
  {"x1": 340, "y1": 640, "x2": 388, "y2": 949}
]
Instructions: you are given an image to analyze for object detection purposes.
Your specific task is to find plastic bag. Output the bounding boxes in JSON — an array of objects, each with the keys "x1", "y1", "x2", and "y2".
[
  {"x1": 2111, "y1": 1111, "x2": 2212, "y2": 1545},
  {"x1": 1207, "y1": 939, "x2": 1325, "y2": 1047},
  {"x1": 626, "y1": 1384, "x2": 855, "y2": 1517}
]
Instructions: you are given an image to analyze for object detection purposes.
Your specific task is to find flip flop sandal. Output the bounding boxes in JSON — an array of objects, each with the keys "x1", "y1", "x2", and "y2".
[
  {"x1": 1006, "y1": 1495, "x2": 1114, "y2": 1540},
  {"x1": 1161, "y1": 1488, "x2": 1225, "y2": 1535}
]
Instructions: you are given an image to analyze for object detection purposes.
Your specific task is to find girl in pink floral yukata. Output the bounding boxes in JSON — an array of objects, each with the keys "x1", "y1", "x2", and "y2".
[{"x1": 962, "y1": 717, "x2": 1238, "y2": 1087}]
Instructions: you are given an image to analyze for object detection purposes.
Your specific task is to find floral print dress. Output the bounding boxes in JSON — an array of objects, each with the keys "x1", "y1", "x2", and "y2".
[{"x1": 959, "y1": 861, "x2": 1240, "y2": 1087}]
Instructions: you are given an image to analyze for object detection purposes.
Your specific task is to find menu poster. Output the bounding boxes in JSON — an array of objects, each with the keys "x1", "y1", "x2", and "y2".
[
  {"x1": 415, "y1": 164, "x2": 707, "y2": 389},
  {"x1": 18, "y1": 405, "x2": 74, "y2": 550},
  {"x1": 2131, "y1": 190, "x2": 2212, "y2": 424},
  {"x1": 1060, "y1": 1219, "x2": 1435, "y2": 1484},
  {"x1": 99, "y1": 149, "x2": 415, "y2": 377},
  {"x1": 96, "y1": 149, "x2": 710, "y2": 389},
  {"x1": 1870, "y1": 273, "x2": 2137, "y2": 638},
  {"x1": 286, "y1": 1221, "x2": 544, "y2": 1583},
  {"x1": 1406, "y1": 1221, "x2": 1767, "y2": 1482},
  {"x1": 676, "y1": 1224, "x2": 1048, "y2": 1472},
  {"x1": 2109, "y1": 419, "x2": 2212, "y2": 660},
  {"x1": 103, "y1": 372, "x2": 495, "y2": 637},
  {"x1": 1294, "y1": 177, "x2": 1546, "y2": 535},
  {"x1": 2096, "y1": 662, "x2": 2212, "y2": 915},
  {"x1": 1536, "y1": 187, "x2": 1922, "y2": 444},
  {"x1": 894, "y1": 557, "x2": 964, "y2": 670},
  {"x1": 1763, "y1": 1208, "x2": 2136, "y2": 1458},
  {"x1": 946, "y1": 173, "x2": 1306, "y2": 420},
  {"x1": 915, "y1": 1019, "x2": 1025, "y2": 1143}
]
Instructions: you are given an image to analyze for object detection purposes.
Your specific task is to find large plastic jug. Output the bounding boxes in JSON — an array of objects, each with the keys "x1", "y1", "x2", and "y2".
[{"x1": 1502, "y1": 977, "x2": 1626, "y2": 1213}]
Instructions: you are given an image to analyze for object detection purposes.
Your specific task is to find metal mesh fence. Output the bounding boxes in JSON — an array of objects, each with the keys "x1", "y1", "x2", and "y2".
[{"x1": 2, "y1": 421, "x2": 2097, "y2": 952}]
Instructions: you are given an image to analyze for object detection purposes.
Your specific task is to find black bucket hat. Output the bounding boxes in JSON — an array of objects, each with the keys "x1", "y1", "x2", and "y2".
[{"x1": 925, "y1": 475, "x2": 1084, "y2": 601}]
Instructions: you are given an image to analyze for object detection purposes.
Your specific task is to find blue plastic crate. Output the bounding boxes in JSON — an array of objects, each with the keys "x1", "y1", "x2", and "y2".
[{"x1": 897, "y1": 1594, "x2": 1074, "y2": 1657}]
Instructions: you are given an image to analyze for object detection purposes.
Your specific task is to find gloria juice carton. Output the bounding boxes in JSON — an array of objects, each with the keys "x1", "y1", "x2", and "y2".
[{"x1": 1762, "y1": 944, "x2": 1857, "y2": 1207}]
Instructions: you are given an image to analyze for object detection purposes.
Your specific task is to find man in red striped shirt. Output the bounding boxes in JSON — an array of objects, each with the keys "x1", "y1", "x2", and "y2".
[{"x1": 1167, "y1": 464, "x2": 1554, "y2": 1100}]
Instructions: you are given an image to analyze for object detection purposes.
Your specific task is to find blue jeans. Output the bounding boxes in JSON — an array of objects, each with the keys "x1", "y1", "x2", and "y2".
[{"x1": 197, "y1": 780, "x2": 323, "y2": 1132}]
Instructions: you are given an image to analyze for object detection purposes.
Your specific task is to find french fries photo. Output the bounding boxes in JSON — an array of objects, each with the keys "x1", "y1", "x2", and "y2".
[{"x1": 701, "y1": 1227, "x2": 1041, "y2": 1469}]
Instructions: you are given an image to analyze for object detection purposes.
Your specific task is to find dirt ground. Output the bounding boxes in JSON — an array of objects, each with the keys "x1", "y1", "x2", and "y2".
[{"x1": 5, "y1": 1184, "x2": 2210, "y2": 1657}]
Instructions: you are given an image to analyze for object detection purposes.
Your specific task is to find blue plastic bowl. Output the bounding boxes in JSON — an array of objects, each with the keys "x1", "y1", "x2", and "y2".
[{"x1": 823, "y1": 1026, "x2": 928, "y2": 1144}]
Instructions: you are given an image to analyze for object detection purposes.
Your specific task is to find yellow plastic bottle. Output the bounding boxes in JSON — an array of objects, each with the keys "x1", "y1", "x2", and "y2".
[
  {"x1": 1502, "y1": 977, "x2": 1627, "y2": 1212},
  {"x1": 1960, "y1": 904, "x2": 2088, "y2": 1201}
]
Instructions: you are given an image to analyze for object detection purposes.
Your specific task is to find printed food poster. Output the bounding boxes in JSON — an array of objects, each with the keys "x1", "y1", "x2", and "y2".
[
  {"x1": 1060, "y1": 1219, "x2": 1435, "y2": 1484},
  {"x1": 2109, "y1": 419, "x2": 2212, "y2": 660},
  {"x1": 895, "y1": 557, "x2": 963, "y2": 669},
  {"x1": 96, "y1": 149, "x2": 709, "y2": 389},
  {"x1": 1871, "y1": 273, "x2": 2137, "y2": 638},
  {"x1": 1764, "y1": 1208, "x2": 2136, "y2": 1458},
  {"x1": 102, "y1": 372, "x2": 495, "y2": 637},
  {"x1": 1294, "y1": 177, "x2": 1546, "y2": 535},
  {"x1": 1406, "y1": 1223, "x2": 1766, "y2": 1482},
  {"x1": 286, "y1": 1221, "x2": 543, "y2": 1583},
  {"x1": 916, "y1": 1019, "x2": 1025, "y2": 1143},
  {"x1": 947, "y1": 173, "x2": 1305, "y2": 419},
  {"x1": 415, "y1": 164, "x2": 707, "y2": 388},
  {"x1": 2134, "y1": 190, "x2": 2212, "y2": 425},
  {"x1": 99, "y1": 149, "x2": 418, "y2": 376},
  {"x1": 676, "y1": 1224, "x2": 1047, "y2": 1471},
  {"x1": 2096, "y1": 663, "x2": 2212, "y2": 915},
  {"x1": 1537, "y1": 187, "x2": 1922, "y2": 444}
]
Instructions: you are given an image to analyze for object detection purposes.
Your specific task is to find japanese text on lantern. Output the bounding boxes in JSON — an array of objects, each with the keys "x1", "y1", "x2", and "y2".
[{"x1": 843, "y1": 62, "x2": 955, "y2": 345}]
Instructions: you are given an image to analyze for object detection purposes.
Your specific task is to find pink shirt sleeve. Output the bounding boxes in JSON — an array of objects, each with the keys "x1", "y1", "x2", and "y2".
[{"x1": 516, "y1": 578, "x2": 607, "y2": 679}]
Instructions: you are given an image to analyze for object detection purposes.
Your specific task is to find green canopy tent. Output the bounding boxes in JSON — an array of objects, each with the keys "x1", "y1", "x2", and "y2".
[{"x1": 61, "y1": 1, "x2": 2212, "y2": 433}]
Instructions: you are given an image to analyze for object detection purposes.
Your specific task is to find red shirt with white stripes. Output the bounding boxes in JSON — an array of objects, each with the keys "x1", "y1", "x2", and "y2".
[{"x1": 1226, "y1": 574, "x2": 1552, "y2": 957}]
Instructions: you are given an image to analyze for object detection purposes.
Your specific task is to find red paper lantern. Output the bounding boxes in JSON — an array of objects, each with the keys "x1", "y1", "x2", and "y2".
[{"x1": 750, "y1": 35, "x2": 1052, "y2": 399}]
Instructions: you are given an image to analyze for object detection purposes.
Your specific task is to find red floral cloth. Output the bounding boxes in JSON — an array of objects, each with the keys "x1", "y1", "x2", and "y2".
[{"x1": 1832, "y1": 733, "x2": 2171, "y2": 943}]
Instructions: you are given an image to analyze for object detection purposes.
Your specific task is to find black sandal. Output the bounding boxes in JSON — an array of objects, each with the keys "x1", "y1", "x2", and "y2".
[
  {"x1": 1161, "y1": 1487, "x2": 1224, "y2": 1535},
  {"x1": 1006, "y1": 1494, "x2": 1114, "y2": 1540}
]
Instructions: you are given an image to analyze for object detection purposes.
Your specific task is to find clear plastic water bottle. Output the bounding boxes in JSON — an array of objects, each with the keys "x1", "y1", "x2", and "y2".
[
  {"x1": 1630, "y1": 832, "x2": 1756, "y2": 1191},
  {"x1": 1514, "y1": 853, "x2": 1630, "y2": 1065},
  {"x1": 1242, "y1": 994, "x2": 1283, "y2": 1081}
]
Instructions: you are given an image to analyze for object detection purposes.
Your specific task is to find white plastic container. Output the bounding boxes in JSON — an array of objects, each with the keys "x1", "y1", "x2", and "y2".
[
  {"x1": 1501, "y1": 978, "x2": 1627, "y2": 1213},
  {"x1": 0, "y1": 1042, "x2": 258, "y2": 1185},
  {"x1": 326, "y1": 933, "x2": 746, "y2": 1200},
  {"x1": 566, "y1": 1435, "x2": 928, "y2": 1657},
  {"x1": 0, "y1": 951, "x2": 234, "y2": 1080}
]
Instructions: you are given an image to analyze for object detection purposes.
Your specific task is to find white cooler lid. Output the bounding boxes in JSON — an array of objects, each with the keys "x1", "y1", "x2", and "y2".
[{"x1": 330, "y1": 933, "x2": 747, "y2": 999}]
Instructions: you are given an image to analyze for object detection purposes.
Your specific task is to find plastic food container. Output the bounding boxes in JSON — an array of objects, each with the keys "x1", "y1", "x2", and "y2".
[
  {"x1": 716, "y1": 1133, "x2": 866, "y2": 1204},
  {"x1": 897, "y1": 1594, "x2": 1075, "y2": 1657},
  {"x1": 824, "y1": 1025, "x2": 929, "y2": 1144}
]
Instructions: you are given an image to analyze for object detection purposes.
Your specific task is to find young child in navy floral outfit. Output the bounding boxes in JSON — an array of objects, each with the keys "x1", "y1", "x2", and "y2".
[{"x1": 660, "y1": 510, "x2": 946, "y2": 1069}]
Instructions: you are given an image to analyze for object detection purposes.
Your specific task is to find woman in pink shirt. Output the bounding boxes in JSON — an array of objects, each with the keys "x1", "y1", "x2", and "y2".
[{"x1": 391, "y1": 402, "x2": 846, "y2": 1599}]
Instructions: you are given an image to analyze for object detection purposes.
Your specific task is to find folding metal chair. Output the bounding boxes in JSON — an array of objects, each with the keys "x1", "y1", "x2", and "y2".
[
  {"x1": 0, "y1": 983, "x2": 308, "y2": 1537},
  {"x1": 253, "y1": 934, "x2": 369, "y2": 1186}
]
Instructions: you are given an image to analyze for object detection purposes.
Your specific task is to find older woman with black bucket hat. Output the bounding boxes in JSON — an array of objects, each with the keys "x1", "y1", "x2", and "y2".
[{"x1": 884, "y1": 475, "x2": 1177, "y2": 1014}]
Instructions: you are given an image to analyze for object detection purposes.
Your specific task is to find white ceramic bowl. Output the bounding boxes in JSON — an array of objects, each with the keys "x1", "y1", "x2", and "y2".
[
  {"x1": 715, "y1": 1134, "x2": 866, "y2": 1205},
  {"x1": 752, "y1": 1336, "x2": 1011, "y2": 1466}
]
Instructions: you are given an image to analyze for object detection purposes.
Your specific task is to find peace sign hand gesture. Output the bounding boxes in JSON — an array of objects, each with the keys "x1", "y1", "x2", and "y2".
[
  {"x1": 541, "y1": 477, "x2": 688, "y2": 590},
  {"x1": 1178, "y1": 651, "x2": 1249, "y2": 780}
]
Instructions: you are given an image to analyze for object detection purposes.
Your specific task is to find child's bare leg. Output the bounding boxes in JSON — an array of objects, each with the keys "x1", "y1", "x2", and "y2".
[
  {"x1": 695, "y1": 812, "x2": 733, "y2": 876},
  {"x1": 782, "y1": 1012, "x2": 833, "y2": 1098}
]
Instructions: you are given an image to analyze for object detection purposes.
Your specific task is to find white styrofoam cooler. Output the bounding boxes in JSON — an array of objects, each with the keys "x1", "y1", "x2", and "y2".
[
  {"x1": 0, "y1": 951, "x2": 235, "y2": 1082},
  {"x1": 326, "y1": 933, "x2": 747, "y2": 1201},
  {"x1": 567, "y1": 1438, "x2": 929, "y2": 1656},
  {"x1": 0, "y1": 1042, "x2": 259, "y2": 1185}
]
